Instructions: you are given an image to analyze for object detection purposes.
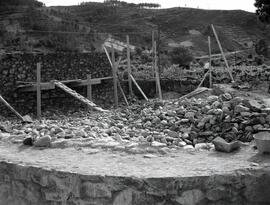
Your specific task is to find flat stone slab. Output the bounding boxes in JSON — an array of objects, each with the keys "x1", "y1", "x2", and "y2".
[{"x1": 0, "y1": 141, "x2": 269, "y2": 178}]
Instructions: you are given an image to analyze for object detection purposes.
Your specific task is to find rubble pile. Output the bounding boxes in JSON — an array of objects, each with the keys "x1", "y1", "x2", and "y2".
[
  {"x1": 119, "y1": 93, "x2": 269, "y2": 145},
  {"x1": 0, "y1": 92, "x2": 268, "y2": 152}
]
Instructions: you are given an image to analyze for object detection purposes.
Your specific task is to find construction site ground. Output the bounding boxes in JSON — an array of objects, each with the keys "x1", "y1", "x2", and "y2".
[
  {"x1": 0, "y1": 84, "x2": 270, "y2": 177},
  {"x1": 0, "y1": 139, "x2": 269, "y2": 179}
]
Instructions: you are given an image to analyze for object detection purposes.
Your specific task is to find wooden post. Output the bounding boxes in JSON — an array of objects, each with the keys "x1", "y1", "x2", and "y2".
[
  {"x1": 152, "y1": 31, "x2": 155, "y2": 77},
  {"x1": 87, "y1": 74, "x2": 92, "y2": 101},
  {"x1": 129, "y1": 74, "x2": 149, "y2": 101},
  {"x1": 211, "y1": 24, "x2": 234, "y2": 82},
  {"x1": 154, "y1": 41, "x2": 162, "y2": 100},
  {"x1": 112, "y1": 47, "x2": 118, "y2": 108},
  {"x1": 36, "y1": 62, "x2": 41, "y2": 120},
  {"x1": 126, "y1": 35, "x2": 133, "y2": 95},
  {"x1": 117, "y1": 80, "x2": 129, "y2": 106},
  {"x1": 208, "y1": 36, "x2": 212, "y2": 88}
]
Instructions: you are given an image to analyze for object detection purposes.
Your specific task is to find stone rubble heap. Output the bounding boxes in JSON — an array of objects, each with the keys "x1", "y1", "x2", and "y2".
[
  {"x1": 0, "y1": 92, "x2": 268, "y2": 152},
  {"x1": 119, "y1": 93, "x2": 269, "y2": 145}
]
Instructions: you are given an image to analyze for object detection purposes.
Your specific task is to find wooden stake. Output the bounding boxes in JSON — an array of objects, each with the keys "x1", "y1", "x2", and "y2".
[
  {"x1": 197, "y1": 70, "x2": 209, "y2": 89},
  {"x1": 126, "y1": 35, "x2": 133, "y2": 95},
  {"x1": 211, "y1": 24, "x2": 234, "y2": 82},
  {"x1": 117, "y1": 80, "x2": 129, "y2": 106},
  {"x1": 36, "y1": 62, "x2": 41, "y2": 120},
  {"x1": 208, "y1": 36, "x2": 212, "y2": 88},
  {"x1": 112, "y1": 47, "x2": 118, "y2": 108},
  {"x1": 154, "y1": 41, "x2": 162, "y2": 100},
  {"x1": 152, "y1": 31, "x2": 155, "y2": 77},
  {"x1": 129, "y1": 74, "x2": 149, "y2": 101},
  {"x1": 87, "y1": 74, "x2": 92, "y2": 101}
]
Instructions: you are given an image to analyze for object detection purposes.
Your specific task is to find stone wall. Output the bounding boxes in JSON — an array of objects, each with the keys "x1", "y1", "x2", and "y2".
[
  {"x1": 0, "y1": 52, "x2": 114, "y2": 115},
  {"x1": 0, "y1": 160, "x2": 270, "y2": 205},
  {"x1": 0, "y1": 52, "x2": 201, "y2": 116}
]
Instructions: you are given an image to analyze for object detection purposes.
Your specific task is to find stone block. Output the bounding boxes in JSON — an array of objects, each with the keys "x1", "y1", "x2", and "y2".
[
  {"x1": 176, "y1": 189, "x2": 205, "y2": 205},
  {"x1": 206, "y1": 186, "x2": 230, "y2": 201},
  {"x1": 113, "y1": 188, "x2": 133, "y2": 205},
  {"x1": 81, "y1": 182, "x2": 112, "y2": 199}
]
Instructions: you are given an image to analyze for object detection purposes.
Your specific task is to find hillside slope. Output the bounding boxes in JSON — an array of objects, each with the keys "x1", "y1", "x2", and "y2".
[{"x1": 0, "y1": 1, "x2": 269, "y2": 56}]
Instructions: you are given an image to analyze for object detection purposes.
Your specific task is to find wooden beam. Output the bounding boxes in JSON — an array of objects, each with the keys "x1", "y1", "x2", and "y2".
[
  {"x1": 78, "y1": 79, "x2": 101, "y2": 86},
  {"x1": 126, "y1": 35, "x2": 133, "y2": 95},
  {"x1": 154, "y1": 41, "x2": 162, "y2": 100},
  {"x1": 117, "y1": 80, "x2": 129, "y2": 106},
  {"x1": 112, "y1": 47, "x2": 119, "y2": 108},
  {"x1": 17, "y1": 77, "x2": 113, "y2": 92},
  {"x1": 17, "y1": 82, "x2": 55, "y2": 92},
  {"x1": 197, "y1": 70, "x2": 209, "y2": 89},
  {"x1": 0, "y1": 95, "x2": 25, "y2": 121},
  {"x1": 179, "y1": 87, "x2": 210, "y2": 101},
  {"x1": 211, "y1": 24, "x2": 234, "y2": 82},
  {"x1": 87, "y1": 74, "x2": 92, "y2": 101},
  {"x1": 208, "y1": 36, "x2": 212, "y2": 88},
  {"x1": 103, "y1": 46, "x2": 113, "y2": 67},
  {"x1": 129, "y1": 74, "x2": 149, "y2": 101},
  {"x1": 36, "y1": 62, "x2": 41, "y2": 120}
]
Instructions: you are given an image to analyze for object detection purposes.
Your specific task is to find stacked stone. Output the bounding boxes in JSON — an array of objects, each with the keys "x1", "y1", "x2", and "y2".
[{"x1": 0, "y1": 52, "x2": 113, "y2": 114}]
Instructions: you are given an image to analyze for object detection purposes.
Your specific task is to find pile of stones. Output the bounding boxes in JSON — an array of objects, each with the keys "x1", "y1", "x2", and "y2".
[
  {"x1": 1, "y1": 92, "x2": 268, "y2": 152},
  {"x1": 118, "y1": 93, "x2": 269, "y2": 146}
]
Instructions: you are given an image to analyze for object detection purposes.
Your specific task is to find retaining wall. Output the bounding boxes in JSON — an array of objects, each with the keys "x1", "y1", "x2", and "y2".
[
  {"x1": 0, "y1": 161, "x2": 270, "y2": 205},
  {"x1": 0, "y1": 52, "x2": 114, "y2": 115}
]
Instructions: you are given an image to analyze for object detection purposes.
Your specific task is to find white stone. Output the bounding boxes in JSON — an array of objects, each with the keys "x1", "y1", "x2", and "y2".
[
  {"x1": 183, "y1": 145, "x2": 195, "y2": 151},
  {"x1": 152, "y1": 141, "x2": 167, "y2": 147}
]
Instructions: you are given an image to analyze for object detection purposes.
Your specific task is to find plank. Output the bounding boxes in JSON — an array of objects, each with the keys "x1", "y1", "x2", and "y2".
[
  {"x1": 129, "y1": 74, "x2": 149, "y2": 101},
  {"x1": 16, "y1": 77, "x2": 112, "y2": 92},
  {"x1": 54, "y1": 81, "x2": 108, "y2": 112},
  {"x1": 0, "y1": 95, "x2": 24, "y2": 121}
]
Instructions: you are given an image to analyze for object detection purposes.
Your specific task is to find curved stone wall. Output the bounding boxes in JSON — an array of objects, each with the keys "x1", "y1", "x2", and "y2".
[{"x1": 0, "y1": 161, "x2": 270, "y2": 205}]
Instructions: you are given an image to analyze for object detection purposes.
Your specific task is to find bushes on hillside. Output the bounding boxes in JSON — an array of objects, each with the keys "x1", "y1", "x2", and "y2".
[
  {"x1": 0, "y1": 0, "x2": 44, "y2": 7},
  {"x1": 169, "y1": 47, "x2": 194, "y2": 68}
]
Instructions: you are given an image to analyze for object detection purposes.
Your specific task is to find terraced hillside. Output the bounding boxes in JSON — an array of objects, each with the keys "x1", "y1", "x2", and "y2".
[{"x1": 0, "y1": 1, "x2": 269, "y2": 56}]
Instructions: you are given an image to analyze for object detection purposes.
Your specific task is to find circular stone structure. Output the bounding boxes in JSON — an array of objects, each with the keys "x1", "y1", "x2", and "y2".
[{"x1": 0, "y1": 141, "x2": 270, "y2": 205}]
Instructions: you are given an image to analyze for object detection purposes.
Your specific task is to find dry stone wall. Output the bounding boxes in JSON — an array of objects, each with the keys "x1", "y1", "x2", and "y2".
[
  {"x1": 0, "y1": 161, "x2": 270, "y2": 205},
  {"x1": 0, "y1": 52, "x2": 113, "y2": 115}
]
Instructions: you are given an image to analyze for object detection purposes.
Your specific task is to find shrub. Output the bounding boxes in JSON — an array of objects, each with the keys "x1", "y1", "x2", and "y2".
[{"x1": 169, "y1": 47, "x2": 194, "y2": 67}]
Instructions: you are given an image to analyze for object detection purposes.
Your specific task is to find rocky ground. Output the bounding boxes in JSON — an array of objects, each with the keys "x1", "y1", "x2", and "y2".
[{"x1": 1, "y1": 84, "x2": 270, "y2": 155}]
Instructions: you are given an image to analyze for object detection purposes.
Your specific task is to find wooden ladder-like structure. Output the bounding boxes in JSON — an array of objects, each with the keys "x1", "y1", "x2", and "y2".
[{"x1": 54, "y1": 81, "x2": 108, "y2": 112}]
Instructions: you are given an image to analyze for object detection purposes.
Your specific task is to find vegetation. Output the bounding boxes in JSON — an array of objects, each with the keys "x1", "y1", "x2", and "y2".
[
  {"x1": 169, "y1": 47, "x2": 194, "y2": 67},
  {"x1": 81, "y1": 1, "x2": 160, "y2": 9},
  {"x1": 137, "y1": 3, "x2": 161, "y2": 9},
  {"x1": 0, "y1": 0, "x2": 44, "y2": 8},
  {"x1": 255, "y1": 0, "x2": 270, "y2": 23}
]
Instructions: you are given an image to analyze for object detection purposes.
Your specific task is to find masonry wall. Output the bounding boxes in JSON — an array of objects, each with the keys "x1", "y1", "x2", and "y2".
[
  {"x1": 0, "y1": 52, "x2": 114, "y2": 116},
  {"x1": 0, "y1": 161, "x2": 270, "y2": 205}
]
